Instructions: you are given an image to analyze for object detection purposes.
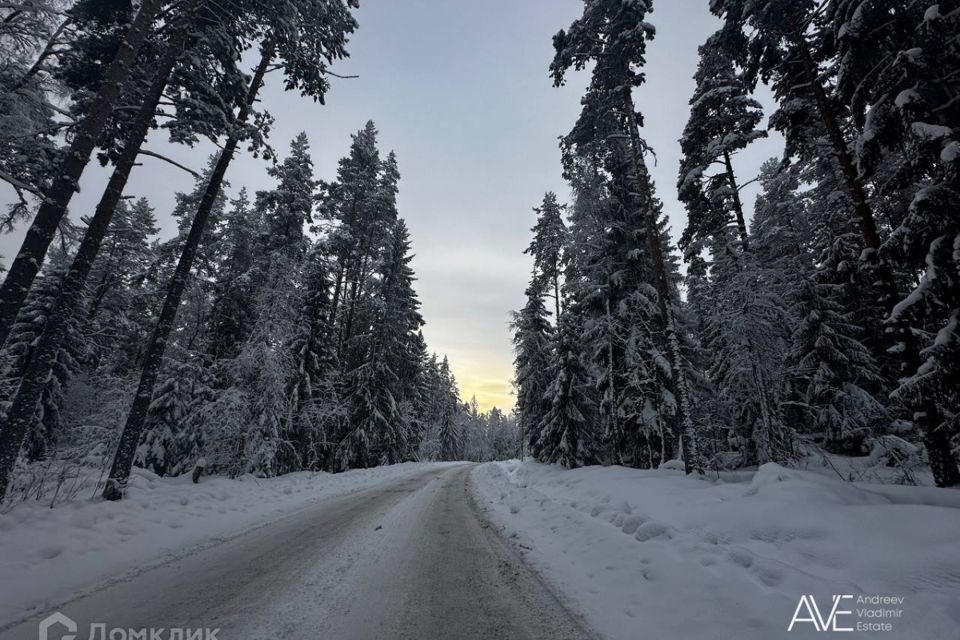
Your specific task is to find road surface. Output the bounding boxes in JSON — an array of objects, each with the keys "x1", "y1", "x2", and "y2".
[{"x1": 0, "y1": 465, "x2": 594, "y2": 640}]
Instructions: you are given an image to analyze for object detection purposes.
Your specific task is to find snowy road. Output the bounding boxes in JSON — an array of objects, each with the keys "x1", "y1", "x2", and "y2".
[{"x1": 0, "y1": 464, "x2": 592, "y2": 640}]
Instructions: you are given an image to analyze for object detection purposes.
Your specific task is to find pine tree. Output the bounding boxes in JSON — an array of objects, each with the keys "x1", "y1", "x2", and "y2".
[
  {"x1": 0, "y1": 53, "x2": 62, "y2": 226},
  {"x1": 0, "y1": 0, "x2": 168, "y2": 355},
  {"x1": 85, "y1": 198, "x2": 159, "y2": 327},
  {"x1": 340, "y1": 138, "x2": 400, "y2": 353},
  {"x1": 678, "y1": 29, "x2": 766, "y2": 255},
  {"x1": 378, "y1": 221, "x2": 426, "y2": 409},
  {"x1": 560, "y1": 157, "x2": 623, "y2": 463},
  {"x1": 750, "y1": 160, "x2": 813, "y2": 275}
]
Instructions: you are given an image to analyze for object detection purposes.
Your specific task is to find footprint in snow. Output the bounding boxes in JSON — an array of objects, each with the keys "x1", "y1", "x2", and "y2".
[
  {"x1": 620, "y1": 515, "x2": 646, "y2": 535},
  {"x1": 38, "y1": 545, "x2": 63, "y2": 559},
  {"x1": 727, "y1": 548, "x2": 754, "y2": 568},
  {"x1": 634, "y1": 521, "x2": 672, "y2": 541}
]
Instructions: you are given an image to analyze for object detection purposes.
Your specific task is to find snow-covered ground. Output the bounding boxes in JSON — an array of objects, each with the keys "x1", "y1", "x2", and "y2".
[
  {"x1": 0, "y1": 462, "x2": 456, "y2": 623},
  {"x1": 470, "y1": 461, "x2": 960, "y2": 640}
]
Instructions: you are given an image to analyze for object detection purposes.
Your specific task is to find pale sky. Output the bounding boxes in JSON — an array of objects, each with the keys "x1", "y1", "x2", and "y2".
[{"x1": 1, "y1": 0, "x2": 783, "y2": 412}]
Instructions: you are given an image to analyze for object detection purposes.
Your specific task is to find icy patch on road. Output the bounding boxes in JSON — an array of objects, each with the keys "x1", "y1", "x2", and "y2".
[
  {"x1": 0, "y1": 463, "x2": 456, "y2": 623},
  {"x1": 471, "y1": 461, "x2": 960, "y2": 640}
]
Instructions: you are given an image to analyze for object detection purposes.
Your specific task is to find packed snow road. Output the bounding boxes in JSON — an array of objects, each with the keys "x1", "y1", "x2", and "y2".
[{"x1": 0, "y1": 464, "x2": 592, "y2": 640}]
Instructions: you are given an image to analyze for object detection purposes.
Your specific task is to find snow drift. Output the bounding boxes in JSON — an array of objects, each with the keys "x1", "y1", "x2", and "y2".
[{"x1": 470, "y1": 461, "x2": 960, "y2": 640}]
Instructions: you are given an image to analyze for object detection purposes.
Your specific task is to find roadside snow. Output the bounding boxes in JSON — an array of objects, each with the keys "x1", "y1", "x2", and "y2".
[
  {"x1": 471, "y1": 461, "x2": 960, "y2": 640},
  {"x1": 0, "y1": 463, "x2": 454, "y2": 623}
]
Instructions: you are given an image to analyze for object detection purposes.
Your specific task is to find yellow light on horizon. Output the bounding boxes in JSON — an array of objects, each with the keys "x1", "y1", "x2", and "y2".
[{"x1": 452, "y1": 370, "x2": 515, "y2": 414}]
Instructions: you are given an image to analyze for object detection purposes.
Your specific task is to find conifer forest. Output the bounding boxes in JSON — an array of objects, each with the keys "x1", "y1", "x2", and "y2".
[
  {"x1": 1, "y1": 1, "x2": 959, "y2": 639},
  {"x1": 515, "y1": 0, "x2": 960, "y2": 489}
]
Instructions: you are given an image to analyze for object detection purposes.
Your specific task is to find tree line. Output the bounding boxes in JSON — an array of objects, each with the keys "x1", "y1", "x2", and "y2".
[
  {"x1": 0, "y1": 0, "x2": 517, "y2": 503},
  {"x1": 514, "y1": 0, "x2": 960, "y2": 487}
]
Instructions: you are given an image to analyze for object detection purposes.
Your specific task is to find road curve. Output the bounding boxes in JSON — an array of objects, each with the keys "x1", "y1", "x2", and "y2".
[{"x1": 0, "y1": 464, "x2": 594, "y2": 640}]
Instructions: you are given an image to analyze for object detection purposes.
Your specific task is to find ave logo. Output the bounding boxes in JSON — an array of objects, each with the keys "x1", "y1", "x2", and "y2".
[{"x1": 788, "y1": 595, "x2": 855, "y2": 632}]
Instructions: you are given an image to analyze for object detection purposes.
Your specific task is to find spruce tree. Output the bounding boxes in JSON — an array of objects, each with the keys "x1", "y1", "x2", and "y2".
[
  {"x1": 525, "y1": 192, "x2": 567, "y2": 322},
  {"x1": 511, "y1": 279, "x2": 554, "y2": 459},
  {"x1": 552, "y1": 0, "x2": 700, "y2": 472},
  {"x1": 788, "y1": 278, "x2": 889, "y2": 454},
  {"x1": 1, "y1": 270, "x2": 81, "y2": 462},
  {"x1": 207, "y1": 189, "x2": 261, "y2": 360},
  {"x1": 436, "y1": 357, "x2": 462, "y2": 462},
  {"x1": 286, "y1": 245, "x2": 339, "y2": 470},
  {"x1": 535, "y1": 317, "x2": 596, "y2": 469},
  {"x1": 851, "y1": 3, "x2": 960, "y2": 486},
  {"x1": 337, "y1": 220, "x2": 423, "y2": 469},
  {"x1": 135, "y1": 356, "x2": 211, "y2": 476},
  {"x1": 257, "y1": 132, "x2": 318, "y2": 263}
]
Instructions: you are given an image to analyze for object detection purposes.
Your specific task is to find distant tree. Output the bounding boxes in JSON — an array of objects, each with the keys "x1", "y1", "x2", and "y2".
[
  {"x1": 525, "y1": 192, "x2": 567, "y2": 321},
  {"x1": 437, "y1": 357, "x2": 462, "y2": 462}
]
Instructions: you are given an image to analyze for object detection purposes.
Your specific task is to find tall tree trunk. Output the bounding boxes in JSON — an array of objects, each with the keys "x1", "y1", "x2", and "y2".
[
  {"x1": 327, "y1": 261, "x2": 345, "y2": 337},
  {"x1": 621, "y1": 90, "x2": 699, "y2": 474},
  {"x1": 102, "y1": 43, "x2": 275, "y2": 501},
  {"x1": 0, "y1": 0, "x2": 166, "y2": 352},
  {"x1": 722, "y1": 150, "x2": 749, "y2": 249},
  {"x1": 341, "y1": 225, "x2": 378, "y2": 349},
  {"x1": 604, "y1": 297, "x2": 619, "y2": 461},
  {"x1": 798, "y1": 37, "x2": 960, "y2": 487},
  {"x1": 553, "y1": 274, "x2": 561, "y2": 326},
  {"x1": 0, "y1": 8, "x2": 199, "y2": 500},
  {"x1": 797, "y1": 37, "x2": 881, "y2": 252}
]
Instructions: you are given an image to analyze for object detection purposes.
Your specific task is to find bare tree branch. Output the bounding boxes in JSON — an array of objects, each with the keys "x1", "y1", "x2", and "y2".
[{"x1": 137, "y1": 149, "x2": 201, "y2": 178}]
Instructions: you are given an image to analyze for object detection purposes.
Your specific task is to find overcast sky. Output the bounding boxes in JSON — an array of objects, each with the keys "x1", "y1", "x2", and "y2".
[{"x1": 1, "y1": 0, "x2": 784, "y2": 412}]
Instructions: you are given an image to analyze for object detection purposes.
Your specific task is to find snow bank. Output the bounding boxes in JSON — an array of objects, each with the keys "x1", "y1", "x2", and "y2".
[
  {"x1": 471, "y1": 461, "x2": 960, "y2": 640},
  {"x1": 0, "y1": 463, "x2": 454, "y2": 623}
]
